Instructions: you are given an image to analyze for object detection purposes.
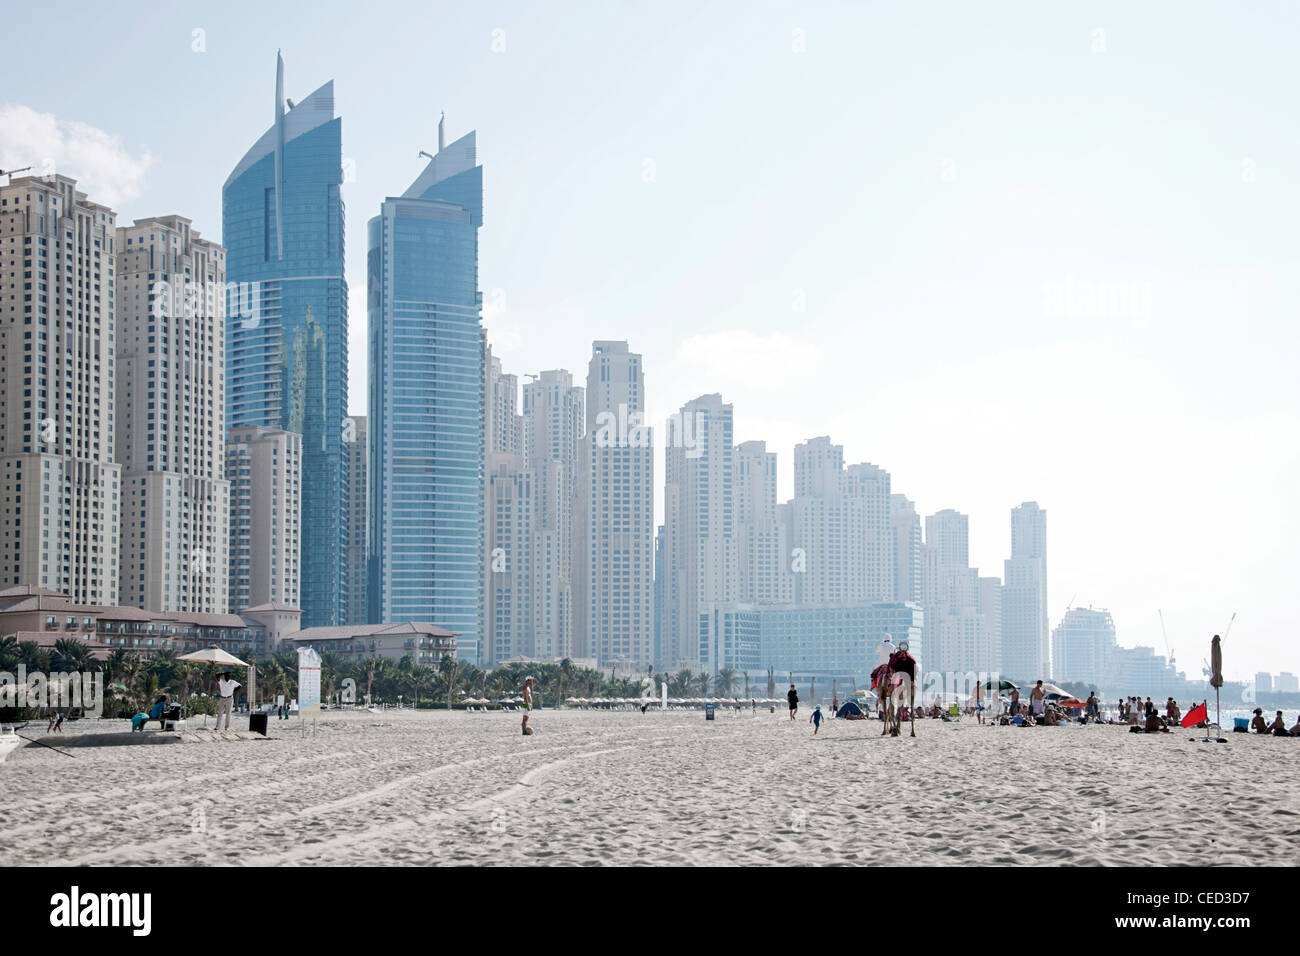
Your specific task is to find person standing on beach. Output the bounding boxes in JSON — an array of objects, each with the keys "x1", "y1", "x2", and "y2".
[
  {"x1": 1009, "y1": 687, "x2": 1020, "y2": 716},
  {"x1": 521, "y1": 677, "x2": 534, "y2": 736},
  {"x1": 216, "y1": 671, "x2": 240, "y2": 732},
  {"x1": 810, "y1": 705, "x2": 824, "y2": 735},
  {"x1": 1030, "y1": 680, "x2": 1046, "y2": 718},
  {"x1": 787, "y1": 684, "x2": 799, "y2": 720},
  {"x1": 974, "y1": 681, "x2": 985, "y2": 724}
]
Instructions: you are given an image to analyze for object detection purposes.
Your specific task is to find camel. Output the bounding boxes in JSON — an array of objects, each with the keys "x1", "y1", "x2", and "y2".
[{"x1": 871, "y1": 647, "x2": 917, "y2": 738}]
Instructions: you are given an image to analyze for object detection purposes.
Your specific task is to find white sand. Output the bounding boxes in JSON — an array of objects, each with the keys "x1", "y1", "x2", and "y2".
[{"x1": 2, "y1": 710, "x2": 1297, "y2": 866}]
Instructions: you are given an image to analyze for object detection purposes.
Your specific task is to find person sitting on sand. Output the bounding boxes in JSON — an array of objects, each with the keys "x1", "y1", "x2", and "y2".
[
  {"x1": 146, "y1": 694, "x2": 169, "y2": 730},
  {"x1": 1143, "y1": 712, "x2": 1170, "y2": 733},
  {"x1": 1250, "y1": 709, "x2": 1269, "y2": 733},
  {"x1": 1289, "y1": 714, "x2": 1300, "y2": 736},
  {"x1": 1267, "y1": 711, "x2": 1290, "y2": 736}
]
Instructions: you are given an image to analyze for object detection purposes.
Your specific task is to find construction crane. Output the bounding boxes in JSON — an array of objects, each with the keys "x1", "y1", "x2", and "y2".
[
  {"x1": 1158, "y1": 609, "x2": 1175, "y2": 669},
  {"x1": 0, "y1": 166, "x2": 33, "y2": 182}
]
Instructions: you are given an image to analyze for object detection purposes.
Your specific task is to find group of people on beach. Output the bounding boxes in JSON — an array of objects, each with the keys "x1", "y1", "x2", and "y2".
[{"x1": 1250, "y1": 709, "x2": 1300, "y2": 736}]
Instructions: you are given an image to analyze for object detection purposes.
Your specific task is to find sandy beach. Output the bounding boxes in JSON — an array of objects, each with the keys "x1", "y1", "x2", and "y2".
[{"x1": 3, "y1": 709, "x2": 1297, "y2": 866}]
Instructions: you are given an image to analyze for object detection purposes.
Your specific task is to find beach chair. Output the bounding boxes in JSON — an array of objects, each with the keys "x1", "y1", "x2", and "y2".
[{"x1": 947, "y1": 703, "x2": 961, "y2": 721}]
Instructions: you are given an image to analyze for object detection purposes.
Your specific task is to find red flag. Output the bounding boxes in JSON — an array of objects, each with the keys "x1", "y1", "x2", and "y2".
[{"x1": 1181, "y1": 702, "x2": 1208, "y2": 728}]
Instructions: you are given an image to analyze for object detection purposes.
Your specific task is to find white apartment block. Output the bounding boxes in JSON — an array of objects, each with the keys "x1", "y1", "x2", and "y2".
[
  {"x1": 920, "y1": 510, "x2": 1000, "y2": 677},
  {"x1": 344, "y1": 414, "x2": 366, "y2": 625},
  {"x1": 784, "y1": 437, "x2": 893, "y2": 608},
  {"x1": 0, "y1": 175, "x2": 120, "y2": 603},
  {"x1": 522, "y1": 369, "x2": 583, "y2": 660},
  {"x1": 735, "y1": 440, "x2": 792, "y2": 606},
  {"x1": 583, "y1": 341, "x2": 654, "y2": 667},
  {"x1": 485, "y1": 450, "x2": 535, "y2": 666},
  {"x1": 226, "y1": 426, "x2": 300, "y2": 611},
  {"x1": 116, "y1": 215, "x2": 229, "y2": 613},
  {"x1": 1003, "y1": 501, "x2": 1049, "y2": 680},
  {"x1": 890, "y1": 493, "x2": 922, "y2": 604},
  {"x1": 663, "y1": 393, "x2": 737, "y2": 669}
]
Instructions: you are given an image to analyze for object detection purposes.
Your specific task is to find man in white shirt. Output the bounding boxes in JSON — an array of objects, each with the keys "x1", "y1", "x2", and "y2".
[{"x1": 217, "y1": 670, "x2": 241, "y2": 731}]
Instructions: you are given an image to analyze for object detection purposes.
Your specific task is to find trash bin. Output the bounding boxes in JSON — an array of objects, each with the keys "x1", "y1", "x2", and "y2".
[{"x1": 249, "y1": 712, "x2": 269, "y2": 736}]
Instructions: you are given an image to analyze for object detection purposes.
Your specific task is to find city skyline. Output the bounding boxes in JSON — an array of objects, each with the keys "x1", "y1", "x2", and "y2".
[{"x1": 1, "y1": 2, "x2": 1296, "y2": 677}]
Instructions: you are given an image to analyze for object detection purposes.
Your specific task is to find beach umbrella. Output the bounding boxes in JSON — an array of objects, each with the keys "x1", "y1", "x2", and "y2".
[
  {"x1": 1037, "y1": 682, "x2": 1073, "y2": 699},
  {"x1": 177, "y1": 647, "x2": 249, "y2": 667},
  {"x1": 983, "y1": 678, "x2": 1018, "y2": 691},
  {"x1": 1055, "y1": 698, "x2": 1086, "y2": 709},
  {"x1": 851, "y1": 689, "x2": 871, "y2": 698}
]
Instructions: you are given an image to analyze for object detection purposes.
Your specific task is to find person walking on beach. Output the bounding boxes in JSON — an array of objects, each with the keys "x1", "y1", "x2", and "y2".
[
  {"x1": 787, "y1": 684, "x2": 799, "y2": 720},
  {"x1": 810, "y1": 705, "x2": 824, "y2": 735},
  {"x1": 974, "y1": 680, "x2": 985, "y2": 724},
  {"x1": 521, "y1": 676, "x2": 534, "y2": 736},
  {"x1": 216, "y1": 671, "x2": 240, "y2": 732}
]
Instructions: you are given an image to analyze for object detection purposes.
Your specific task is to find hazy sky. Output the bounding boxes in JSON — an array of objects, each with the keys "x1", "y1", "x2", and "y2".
[{"x1": 3, "y1": 0, "x2": 1296, "y2": 679}]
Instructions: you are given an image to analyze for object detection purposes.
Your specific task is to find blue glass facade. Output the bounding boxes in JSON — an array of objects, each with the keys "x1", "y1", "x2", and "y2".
[
  {"x1": 368, "y1": 129, "x2": 484, "y2": 663},
  {"x1": 222, "y1": 59, "x2": 349, "y2": 627}
]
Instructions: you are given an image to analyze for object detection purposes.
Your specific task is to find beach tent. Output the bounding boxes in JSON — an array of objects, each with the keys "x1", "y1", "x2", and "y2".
[{"x1": 836, "y1": 700, "x2": 865, "y2": 719}]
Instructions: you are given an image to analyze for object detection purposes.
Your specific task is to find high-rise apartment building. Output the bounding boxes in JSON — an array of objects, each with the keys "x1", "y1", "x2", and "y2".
[
  {"x1": 0, "y1": 175, "x2": 120, "y2": 602},
  {"x1": 367, "y1": 117, "x2": 484, "y2": 663},
  {"x1": 225, "y1": 425, "x2": 300, "y2": 610},
  {"x1": 1003, "y1": 501, "x2": 1049, "y2": 680},
  {"x1": 343, "y1": 414, "x2": 366, "y2": 625},
  {"x1": 483, "y1": 353, "x2": 530, "y2": 665},
  {"x1": 663, "y1": 393, "x2": 737, "y2": 670},
  {"x1": 1052, "y1": 605, "x2": 1115, "y2": 687},
  {"x1": 115, "y1": 215, "x2": 229, "y2": 613},
  {"x1": 920, "y1": 509, "x2": 999, "y2": 677},
  {"x1": 735, "y1": 440, "x2": 792, "y2": 606},
  {"x1": 784, "y1": 436, "x2": 893, "y2": 608},
  {"x1": 522, "y1": 369, "x2": 583, "y2": 660},
  {"x1": 223, "y1": 53, "x2": 348, "y2": 627},
  {"x1": 890, "y1": 494, "x2": 922, "y2": 605},
  {"x1": 583, "y1": 341, "x2": 654, "y2": 667}
]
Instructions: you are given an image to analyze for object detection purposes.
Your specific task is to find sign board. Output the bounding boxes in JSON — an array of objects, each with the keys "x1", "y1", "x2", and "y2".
[
  {"x1": 705, "y1": 702, "x2": 715, "y2": 721},
  {"x1": 297, "y1": 647, "x2": 322, "y2": 718}
]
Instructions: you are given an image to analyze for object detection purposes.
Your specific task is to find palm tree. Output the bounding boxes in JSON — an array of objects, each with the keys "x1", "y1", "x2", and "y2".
[
  {"x1": 440, "y1": 654, "x2": 459, "y2": 710},
  {"x1": 51, "y1": 637, "x2": 93, "y2": 673},
  {"x1": 0, "y1": 635, "x2": 19, "y2": 670},
  {"x1": 359, "y1": 657, "x2": 380, "y2": 706},
  {"x1": 409, "y1": 664, "x2": 435, "y2": 708},
  {"x1": 714, "y1": 668, "x2": 739, "y2": 697},
  {"x1": 18, "y1": 641, "x2": 51, "y2": 673},
  {"x1": 692, "y1": 672, "x2": 711, "y2": 695},
  {"x1": 151, "y1": 647, "x2": 178, "y2": 686},
  {"x1": 168, "y1": 663, "x2": 200, "y2": 715},
  {"x1": 319, "y1": 651, "x2": 345, "y2": 704},
  {"x1": 137, "y1": 670, "x2": 161, "y2": 713}
]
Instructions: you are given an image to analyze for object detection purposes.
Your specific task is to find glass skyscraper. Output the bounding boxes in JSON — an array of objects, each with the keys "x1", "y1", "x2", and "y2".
[
  {"x1": 222, "y1": 54, "x2": 349, "y2": 627},
  {"x1": 368, "y1": 118, "x2": 484, "y2": 663}
]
